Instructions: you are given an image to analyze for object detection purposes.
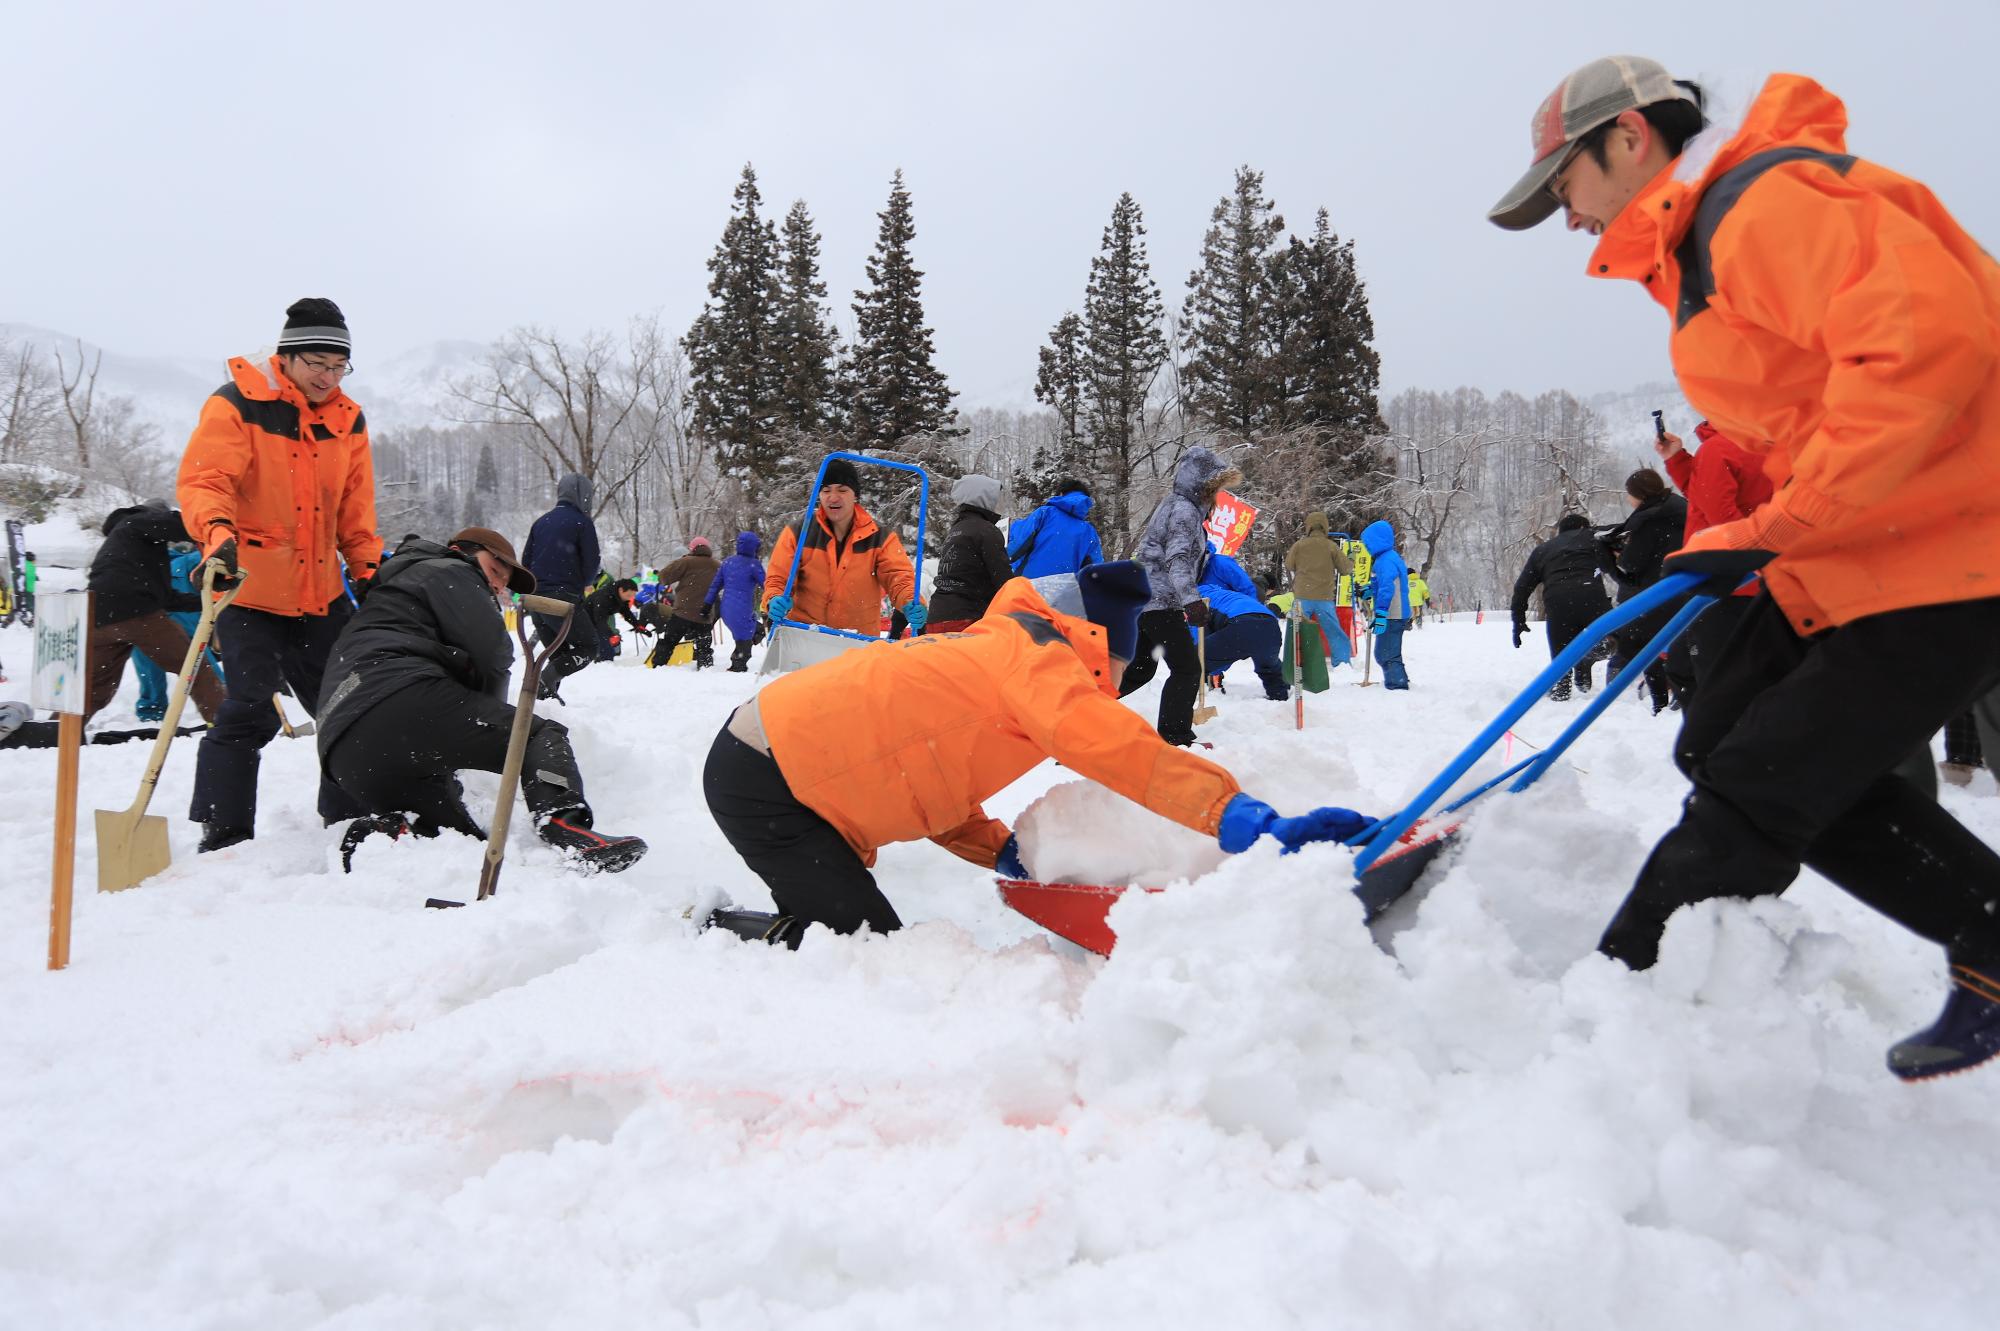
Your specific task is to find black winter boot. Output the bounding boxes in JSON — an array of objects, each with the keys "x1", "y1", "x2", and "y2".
[
  {"x1": 703, "y1": 907, "x2": 804, "y2": 949},
  {"x1": 537, "y1": 809, "x2": 648, "y2": 873},
  {"x1": 198, "y1": 823, "x2": 253, "y2": 854},
  {"x1": 1889, "y1": 959, "x2": 2000, "y2": 1082}
]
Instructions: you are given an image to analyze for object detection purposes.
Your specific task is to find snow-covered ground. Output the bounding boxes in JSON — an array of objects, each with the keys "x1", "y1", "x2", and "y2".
[{"x1": 2, "y1": 597, "x2": 1998, "y2": 1330}]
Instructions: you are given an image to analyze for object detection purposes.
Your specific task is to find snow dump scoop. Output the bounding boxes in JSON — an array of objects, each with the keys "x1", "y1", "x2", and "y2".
[
  {"x1": 998, "y1": 571, "x2": 1725, "y2": 956},
  {"x1": 759, "y1": 452, "x2": 930, "y2": 676}
]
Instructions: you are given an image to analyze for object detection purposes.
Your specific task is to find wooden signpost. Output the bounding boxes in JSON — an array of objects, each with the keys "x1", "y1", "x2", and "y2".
[{"x1": 35, "y1": 591, "x2": 89, "y2": 971}]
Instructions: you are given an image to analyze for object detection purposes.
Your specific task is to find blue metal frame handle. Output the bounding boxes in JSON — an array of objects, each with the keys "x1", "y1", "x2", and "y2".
[
  {"x1": 1348, "y1": 570, "x2": 1709, "y2": 872},
  {"x1": 775, "y1": 451, "x2": 932, "y2": 639},
  {"x1": 1505, "y1": 589, "x2": 1716, "y2": 792}
]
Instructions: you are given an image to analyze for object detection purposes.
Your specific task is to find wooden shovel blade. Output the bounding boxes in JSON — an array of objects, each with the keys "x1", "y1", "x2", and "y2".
[
  {"x1": 1192, "y1": 705, "x2": 1219, "y2": 724},
  {"x1": 94, "y1": 808, "x2": 171, "y2": 893}
]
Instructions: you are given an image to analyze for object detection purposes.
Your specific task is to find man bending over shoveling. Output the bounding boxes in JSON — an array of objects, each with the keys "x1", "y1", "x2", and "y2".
[
  {"x1": 702, "y1": 560, "x2": 1371, "y2": 947},
  {"x1": 316, "y1": 526, "x2": 646, "y2": 874}
]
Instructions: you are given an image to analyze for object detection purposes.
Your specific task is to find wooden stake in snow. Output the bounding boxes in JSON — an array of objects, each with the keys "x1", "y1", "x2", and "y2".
[
  {"x1": 35, "y1": 590, "x2": 91, "y2": 970},
  {"x1": 1192, "y1": 600, "x2": 1218, "y2": 726}
]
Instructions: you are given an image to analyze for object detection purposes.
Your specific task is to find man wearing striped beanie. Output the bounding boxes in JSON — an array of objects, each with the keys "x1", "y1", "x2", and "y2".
[{"x1": 176, "y1": 297, "x2": 383, "y2": 853}]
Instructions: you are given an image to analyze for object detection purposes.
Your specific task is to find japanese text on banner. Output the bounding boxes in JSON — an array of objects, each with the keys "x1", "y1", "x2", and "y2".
[{"x1": 1203, "y1": 489, "x2": 1259, "y2": 557}]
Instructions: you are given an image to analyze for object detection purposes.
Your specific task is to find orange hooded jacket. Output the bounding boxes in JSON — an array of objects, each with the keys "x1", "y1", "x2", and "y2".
[
  {"x1": 1589, "y1": 74, "x2": 2000, "y2": 634},
  {"x1": 755, "y1": 578, "x2": 1242, "y2": 868},
  {"x1": 762, "y1": 503, "x2": 918, "y2": 633},
  {"x1": 176, "y1": 355, "x2": 382, "y2": 617}
]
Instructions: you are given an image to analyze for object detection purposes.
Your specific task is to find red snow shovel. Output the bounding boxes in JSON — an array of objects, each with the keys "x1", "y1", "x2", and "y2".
[
  {"x1": 997, "y1": 572, "x2": 1726, "y2": 956},
  {"x1": 996, "y1": 817, "x2": 1456, "y2": 957}
]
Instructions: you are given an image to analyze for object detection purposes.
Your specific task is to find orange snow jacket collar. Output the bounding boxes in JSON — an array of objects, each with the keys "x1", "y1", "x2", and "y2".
[
  {"x1": 1587, "y1": 74, "x2": 2000, "y2": 633},
  {"x1": 176, "y1": 354, "x2": 382, "y2": 618},
  {"x1": 754, "y1": 578, "x2": 1242, "y2": 869}
]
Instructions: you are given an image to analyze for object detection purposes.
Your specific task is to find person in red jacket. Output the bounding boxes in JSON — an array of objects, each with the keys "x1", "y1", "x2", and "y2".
[{"x1": 1654, "y1": 421, "x2": 1774, "y2": 693}]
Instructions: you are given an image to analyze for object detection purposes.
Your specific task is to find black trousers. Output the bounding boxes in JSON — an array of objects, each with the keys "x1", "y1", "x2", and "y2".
[
  {"x1": 1545, "y1": 608, "x2": 1606, "y2": 700},
  {"x1": 1600, "y1": 592, "x2": 2000, "y2": 969},
  {"x1": 648, "y1": 614, "x2": 715, "y2": 668},
  {"x1": 703, "y1": 725, "x2": 901, "y2": 941},
  {"x1": 322, "y1": 676, "x2": 587, "y2": 836},
  {"x1": 533, "y1": 593, "x2": 600, "y2": 687},
  {"x1": 1119, "y1": 608, "x2": 1202, "y2": 743},
  {"x1": 1204, "y1": 614, "x2": 1288, "y2": 700},
  {"x1": 190, "y1": 602, "x2": 362, "y2": 829}
]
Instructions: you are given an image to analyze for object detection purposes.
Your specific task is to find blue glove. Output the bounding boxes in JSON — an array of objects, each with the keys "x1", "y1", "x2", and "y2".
[
  {"x1": 1268, "y1": 806, "x2": 1372, "y2": 851},
  {"x1": 1217, "y1": 795, "x2": 1277, "y2": 853},
  {"x1": 901, "y1": 600, "x2": 927, "y2": 632},
  {"x1": 1372, "y1": 611, "x2": 1388, "y2": 634},
  {"x1": 768, "y1": 594, "x2": 794, "y2": 621},
  {"x1": 1217, "y1": 794, "x2": 1372, "y2": 855},
  {"x1": 995, "y1": 834, "x2": 1029, "y2": 880}
]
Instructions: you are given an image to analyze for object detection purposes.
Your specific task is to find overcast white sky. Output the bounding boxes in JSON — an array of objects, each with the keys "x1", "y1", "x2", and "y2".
[{"x1": 6, "y1": 0, "x2": 1995, "y2": 409}]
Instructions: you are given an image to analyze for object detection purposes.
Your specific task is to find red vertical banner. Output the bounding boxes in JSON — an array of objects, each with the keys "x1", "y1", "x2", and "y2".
[{"x1": 1203, "y1": 489, "x2": 1259, "y2": 557}]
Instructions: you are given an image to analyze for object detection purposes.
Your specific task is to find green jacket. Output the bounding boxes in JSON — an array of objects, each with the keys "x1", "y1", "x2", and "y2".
[{"x1": 1283, "y1": 512, "x2": 1352, "y2": 601}]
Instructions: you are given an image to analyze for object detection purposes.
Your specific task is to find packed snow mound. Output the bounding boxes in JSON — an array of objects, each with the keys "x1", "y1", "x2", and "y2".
[
  {"x1": 1012, "y1": 725, "x2": 1360, "y2": 885},
  {"x1": 2, "y1": 620, "x2": 1998, "y2": 1328},
  {"x1": 1013, "y1": 781, "x2": 1222, "y2": 885}
]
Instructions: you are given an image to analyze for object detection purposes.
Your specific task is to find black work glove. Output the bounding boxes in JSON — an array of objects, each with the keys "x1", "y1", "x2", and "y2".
[
  {"x1": 350, "y1": 573, "x2": 375, "y2": 603},
  {"x1": 1512, "y1": 622, "x2": 1528, "y2": 649},
  {"x1": 1660, "y1": 547, "x2": 1775, "y2": 598},
  {"x1": 1184, "y1": 600, "x2": 1210, "y2": 630},
  {"x1": 203, "y1": 532, "x2": 240, "y2": 583}
]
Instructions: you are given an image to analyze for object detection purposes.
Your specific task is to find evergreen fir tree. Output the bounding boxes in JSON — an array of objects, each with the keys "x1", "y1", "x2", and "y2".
[
  {"x1": 772, "y1": 199, "x2": 842, "y2": 441},
  {"x1": 1281, "y1": 208, "x2": 1387, "y2": 532},
  {"x1": 684, "y1": 164, "x2": 782, "y2": 490},
  {"x1": 1082, "y1": 192, "x2": 1167, "y2": 543},
  {"x1": 1180, "y1": 166, "x2": 1286, "y2": 437},
  {"x1": 849, "y1": 170, "x2": 959, "y2": 451},
  {"x1": 1029, "y1": 311, "x2": 1087, "y2": 498}
]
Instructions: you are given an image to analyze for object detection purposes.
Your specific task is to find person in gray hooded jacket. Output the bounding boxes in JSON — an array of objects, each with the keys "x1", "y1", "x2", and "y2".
[
  {"x1": 925, "y1": 473, "x2": 1014, "y2": 632},
  {"x1": 1120, "y1": 446, "x2": 1242, "y2": 745}
]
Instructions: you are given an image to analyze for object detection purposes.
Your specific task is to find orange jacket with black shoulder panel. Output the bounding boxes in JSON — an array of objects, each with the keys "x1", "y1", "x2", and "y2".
[
  {"x1": 176, "y1": 355, "x2": 383, "y2": 617},
  {"x1": 755, "y1": 578, "x2": 1242, "y2": 868},
  {"x1": 762, "y1": 502, "x2": 918, "y2": 633},
  {"x1": 1588, "y1": 74, "x2": 2000, "y2": 633}
]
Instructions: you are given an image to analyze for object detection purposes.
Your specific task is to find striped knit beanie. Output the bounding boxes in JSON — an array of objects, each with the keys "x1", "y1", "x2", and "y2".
[{"x1": 278, "y1": 297, "x2": 351, "y2": 357}]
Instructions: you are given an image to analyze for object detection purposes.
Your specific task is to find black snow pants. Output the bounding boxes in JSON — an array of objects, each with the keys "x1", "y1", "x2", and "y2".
[
  {"x1": 190, "y1": 602, "x2": 363, "y2": 830},
  {"x1": 322, "y1": 675, "x2": 588, "y2": 837},
  {"x1": 1599, "y1": 591, "x2": 2000, "y2": 970},
  {"x1": 1118, "y1": 607, "x2": 1203, "y2": 744},
  {"x1": 1544, "y1": 592, "x2": 1609, "y2": 700},
  {"x1": 532, "y1": 592, "x2": 600, "y2": 690},
  {"x1": 648, "y1": 614, "x2": 715, "y2": 668},
  {"x1": 703, "y1": 723, "x2": 902, "y2": 943}
]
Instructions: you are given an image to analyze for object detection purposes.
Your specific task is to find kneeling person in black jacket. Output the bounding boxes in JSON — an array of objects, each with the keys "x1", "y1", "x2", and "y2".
[{"x1": 316, "y1": 526, "x2": 646, "y2": 873}]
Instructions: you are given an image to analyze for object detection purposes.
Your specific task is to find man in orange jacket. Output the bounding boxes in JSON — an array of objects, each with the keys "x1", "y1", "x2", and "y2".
[
  {"x1": 1492, "y1": 58, "x2": 2000, "y2": 1079},
  {"x1": 176, "y1": 298, "x2": 383, "y2": 852},
  {"x1": 763, "y1": 457, "x2": 924, "y2": 635},
  {"x1": 703, "y1": 562, "x2": 1371, "y2": 946}
]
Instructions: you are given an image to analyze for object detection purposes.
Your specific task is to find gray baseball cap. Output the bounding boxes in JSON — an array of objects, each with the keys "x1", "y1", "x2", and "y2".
[{"x1": 1488, "y1": 55, "x2": 1695, "y2": 230}]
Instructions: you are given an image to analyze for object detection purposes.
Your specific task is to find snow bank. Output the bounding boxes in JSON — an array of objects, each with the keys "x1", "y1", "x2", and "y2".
[{"x1": 1, "y1": 620, "x2": 1996, "y2": 1329}]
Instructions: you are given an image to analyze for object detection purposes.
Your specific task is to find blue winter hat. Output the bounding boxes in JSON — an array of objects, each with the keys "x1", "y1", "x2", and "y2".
[{"x1": 1076, "y1": 561, "x2": 1150, "y2": 662}]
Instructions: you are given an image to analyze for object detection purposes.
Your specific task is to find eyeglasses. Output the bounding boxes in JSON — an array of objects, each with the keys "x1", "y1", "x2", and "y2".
[
  {"x1": 1543, "y1": 138, "x2": 1588, "y2": 209},
  {"x1": 294, "y1": 353, "x2": 354, "y2": 378}
]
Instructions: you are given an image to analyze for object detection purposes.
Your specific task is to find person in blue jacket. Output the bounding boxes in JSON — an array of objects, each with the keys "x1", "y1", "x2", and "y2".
[
  {"x1": 521, "y1": 472, "x2": 604, "y2": 698},
  {"x1": 1196, "y1": 544, "x2": 1288, "y2": 701},
  {"x1": 1362, "y1": 519, "x2": 1411, "y2": 691},
  {"x1": 1007, "y1": 478, "x2": 1105, "y2": 576},
  {"x1": 133, "y1": 543, "x2": 227, "y2": 721},
  {"x1": 704, "y1": 531, "x2": 767, "y2": 672}
]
